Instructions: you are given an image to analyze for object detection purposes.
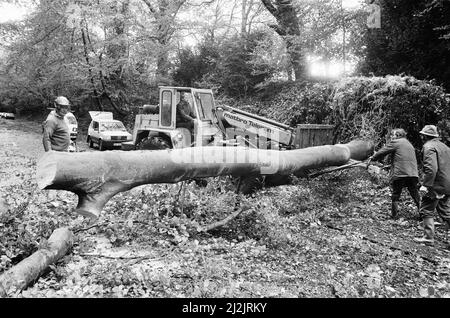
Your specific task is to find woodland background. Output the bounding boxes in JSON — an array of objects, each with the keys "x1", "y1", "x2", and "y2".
[
  {"x1": 0, "y1": 0, "x2": 449, "y2": 145},
  {"x1": 1, "y1": 0, "x2": 450, "y2": 299}
]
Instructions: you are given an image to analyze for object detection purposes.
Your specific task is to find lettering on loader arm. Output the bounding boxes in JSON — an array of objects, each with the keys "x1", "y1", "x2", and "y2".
[{"x1": 223, "y1": 112, "x2": 273, "y2": 134}]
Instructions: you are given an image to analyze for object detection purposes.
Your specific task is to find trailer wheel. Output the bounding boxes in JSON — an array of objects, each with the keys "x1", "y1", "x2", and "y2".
[{"x1": 138, "y1": 136, "x2": 171, "y2": 150}]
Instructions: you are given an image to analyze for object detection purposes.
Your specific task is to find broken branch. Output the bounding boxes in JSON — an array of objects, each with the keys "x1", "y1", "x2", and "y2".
[{"x1": 0, "y1": 227, "x2": 74, "y2": 297}]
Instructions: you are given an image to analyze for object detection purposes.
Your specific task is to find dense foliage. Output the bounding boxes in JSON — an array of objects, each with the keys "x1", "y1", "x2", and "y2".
[
  {"x1": 258, "y1": 81, "x2": 335, "y2": 127},
  {"x1": 331, "y1": 76, "x2": 450, "y2": 148},
  {"x1": 233, "y1": 75, "x2": 450, "y2": 149},
  {"x1": 173, "y1": 31, "x2": 276, "y2": 97},
  {"x1": 359, "y1": 0, "x2": 450, "y2": 91}
]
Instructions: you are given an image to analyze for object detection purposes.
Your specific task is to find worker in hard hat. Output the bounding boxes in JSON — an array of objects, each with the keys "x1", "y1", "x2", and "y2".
[
  {"x1": 414, "y1": 125, "x2": 450, "y2": 246},
  {"x1": 42, "y1": 96, "x2": 71, "y2": 152}
]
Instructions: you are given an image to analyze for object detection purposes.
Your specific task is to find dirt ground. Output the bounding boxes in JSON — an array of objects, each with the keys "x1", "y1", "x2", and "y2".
[{"x1": 0, "y1": 117, "x2": 449, "y2": 299}]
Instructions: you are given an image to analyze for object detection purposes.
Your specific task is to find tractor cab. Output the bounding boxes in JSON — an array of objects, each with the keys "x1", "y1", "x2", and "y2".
[{"x1": 123, "y1": 86, "x2": 224, "y2": 150}]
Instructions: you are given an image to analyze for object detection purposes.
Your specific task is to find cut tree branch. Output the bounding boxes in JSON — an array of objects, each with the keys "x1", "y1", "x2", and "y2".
[{"x1": 0, "y1": 228, "x2": 74, "y2": 297}]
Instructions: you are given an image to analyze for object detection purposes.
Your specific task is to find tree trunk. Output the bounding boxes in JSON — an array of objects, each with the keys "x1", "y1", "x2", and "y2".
[
  {"x1": 261, "y1": 0, "x2": 305, "y2": 80},
  {"x1": 81, "y1": 25, "x2": 102, "y2": 110},
  {"x1": 36, "y1": 140, "x2": 373, "y2": 220},
  {"x1": 0, "y1": 227, "x2": 74, "y2": 297}
]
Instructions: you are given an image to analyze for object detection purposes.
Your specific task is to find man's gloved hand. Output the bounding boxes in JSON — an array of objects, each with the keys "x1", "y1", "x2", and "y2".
[
  {"x1": 419, "y1": 185, "x2": 428, "y2": 196},
  {"x1": 366, "y1": 156, "x2": 373, "y2": 170}
]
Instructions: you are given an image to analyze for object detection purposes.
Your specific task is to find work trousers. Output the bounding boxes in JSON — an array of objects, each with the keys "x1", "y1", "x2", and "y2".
[
  {"x1": 391, "y1": 176, "x2": 420, "y2": 206},
  {"x1": 420, "y1": 193, "x2": 450, "y2": 224}
]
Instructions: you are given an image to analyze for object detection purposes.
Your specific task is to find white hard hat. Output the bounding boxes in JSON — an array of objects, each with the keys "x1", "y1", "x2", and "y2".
[
  {"x1": 54, "y1": 96, "x2": 70, "y2": 107},
  {"x1": 419, "y1": 125, "x2": 439, "y2": 138}
]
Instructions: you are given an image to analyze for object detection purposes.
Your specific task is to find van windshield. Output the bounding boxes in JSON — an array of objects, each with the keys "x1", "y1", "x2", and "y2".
[{"x1": 100, "y1": 122, "x2": 127, "y2": 132}]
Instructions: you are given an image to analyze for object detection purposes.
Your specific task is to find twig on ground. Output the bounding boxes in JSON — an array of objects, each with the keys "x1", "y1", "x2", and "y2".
[
  {"x1": 72, "y1": 220, "x2": 151, "y2": 234},
  {"x1": 180, "y1": 181, "x2": 187, "y2": 215},
  {"x1": 200, "y1": 205, "x2": 252, "y2": 232},
  {"x1": 77, "y1": 253, "x2": 162, "y2": 261},
  {"x1": 73, "y1": 222, "x2": 105, "y2": 234},
  {"x1": 171, "y1": 181, "x2": 186, "y2": 216}
]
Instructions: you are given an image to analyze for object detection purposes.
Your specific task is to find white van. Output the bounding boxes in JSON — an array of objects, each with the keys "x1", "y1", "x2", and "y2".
[{"x1": 87, "y1": 111, "x2": 132, "y2": 151}]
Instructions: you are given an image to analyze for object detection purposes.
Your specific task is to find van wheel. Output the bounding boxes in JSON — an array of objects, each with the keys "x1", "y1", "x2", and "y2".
[
  {"x1": 99, "y1": 139, "x2": 105, "y2": 151},
  {"x1": 138, "y1": 136, "x2": 171, "y2": 150}
]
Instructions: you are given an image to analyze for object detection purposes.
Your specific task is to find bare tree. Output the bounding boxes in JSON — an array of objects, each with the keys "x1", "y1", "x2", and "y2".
[{"x1": 241, "y1": 0, "x2": 264, "y2": 36}]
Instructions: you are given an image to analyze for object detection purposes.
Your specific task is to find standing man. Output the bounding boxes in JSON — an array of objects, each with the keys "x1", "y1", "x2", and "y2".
[
  {"x1": 368, "y1": 128, "x2": 420, "y2": 219},
  {"x1": 42, "y1": 96, "x2": 71, "y2": 152},
  {"x1": 414, "y1": 125, "x2": 450, "y2": 246}
]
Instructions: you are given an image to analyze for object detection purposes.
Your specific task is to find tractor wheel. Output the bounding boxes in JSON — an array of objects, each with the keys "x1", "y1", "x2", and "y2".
[
  {"x1": 137, "y1": 136, "x2": 171, "y2": 150},
  {"x1": 88, "y1": 137, "x2": 93, "y2": 148},
  {"x1": 264, "y1": 175, "x2": 293, "y2": 187},
  {"x1": 237, "y1": 176, "x2": 264, "y2": 195}
]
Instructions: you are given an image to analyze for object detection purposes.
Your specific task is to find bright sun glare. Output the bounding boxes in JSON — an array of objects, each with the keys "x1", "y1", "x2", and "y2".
[
  {"x1": 342, "y1": 0, "x2": 363, "y2": 9},
  {"x1": 0, "y1": 3, "x2": 28, "y2": 23},
  {"x1": 307, "y1": 55, "x2": 357, "y2": 79}
]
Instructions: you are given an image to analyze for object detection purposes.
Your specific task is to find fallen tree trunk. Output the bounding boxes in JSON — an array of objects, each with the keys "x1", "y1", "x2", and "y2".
[
  {"x1": 0, "y1": 227, "x2": 73, "y2": 297},
  {"x1": 36, "y1": 140, "x2": 373, "y2": 219}
]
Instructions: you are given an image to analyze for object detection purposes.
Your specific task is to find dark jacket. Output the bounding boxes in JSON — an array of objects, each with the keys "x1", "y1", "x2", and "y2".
[
  {"x1": 42, "y1": 110, "x2": 70, "y2": 152},
  {"x1": 176, "y1": 99, "x2": 195, "y2": 123},
  {"x1": 422, "y1": 138, "x2": 450, "y2": 195},
  {"x1": 372, "y1": 137, "x2": 418, "y2": 180}
]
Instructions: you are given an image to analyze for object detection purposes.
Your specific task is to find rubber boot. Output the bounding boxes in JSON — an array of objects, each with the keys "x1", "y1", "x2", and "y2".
[
  {"x1": 391, "y1": 201, "x2": 399, "y2": 219},
  {"x1": 444, "y1": 221, "x2": 450, "y2": 245},
  {"x1": 414, "y1": 217, "x2": 435, "y2": 245}
]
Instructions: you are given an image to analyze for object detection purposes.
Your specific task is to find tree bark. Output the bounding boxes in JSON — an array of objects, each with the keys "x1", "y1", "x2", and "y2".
[
  {"x1": 261, "y1": 0, "x2": 305, "y2": 80},
  {"x1": 81, "y1": 24, "x2": 102, "y2": 110},
  {"x1": 36, "y1": 140, "x2": 373, "y2": 220},
  {"x1": 141, "y1": 0, "x2": 186, "y2": 80},
  {"x1": 0, "y1": 227, "x2": 74, "y2": 297}
]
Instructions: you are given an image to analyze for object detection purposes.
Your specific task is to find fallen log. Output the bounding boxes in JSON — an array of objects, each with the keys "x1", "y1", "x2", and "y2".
[
  {"x1": 36, "y1": 140, "x2": 373, "y2": 219},
  {"x1": 0, "y1": 227, "x2": 73, "y2": 297}
]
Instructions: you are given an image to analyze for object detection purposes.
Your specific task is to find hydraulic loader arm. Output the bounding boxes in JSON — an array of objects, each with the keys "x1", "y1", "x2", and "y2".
[{"x1": 215, "y1": 105, "x2": 295, "y2": 148}]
